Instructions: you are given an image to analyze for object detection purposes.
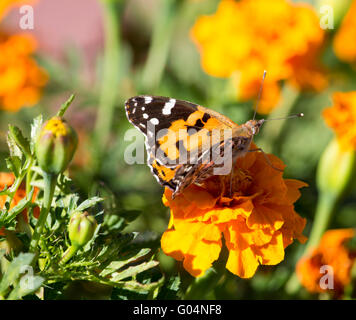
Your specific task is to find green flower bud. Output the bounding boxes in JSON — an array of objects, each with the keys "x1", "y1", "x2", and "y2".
[
  {"x1": 317, "y1": 138, "x2": 356, "y2": 198},
  {"x1": 68, "y1": 211, "x2": 97, "y2": 248},
  {"x1": 317, "y1": 0, "x2": 353, "y2": 29},
  {"x1": 35, "y1": 116, "x2": 78, "y2": 175}
]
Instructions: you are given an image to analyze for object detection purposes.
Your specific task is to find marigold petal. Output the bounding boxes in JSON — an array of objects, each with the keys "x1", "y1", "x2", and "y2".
[
  {"x1": 226, "y1": 246, "x2": 259, "y2": 278},
  {"x1": 161, "y1": 220, "x2": 222, "y2": 277},
  {"x1": 247, "y1": 204, "x2": 284, "y2": 231},
  {"x1": 182, "y1": 184, "x2": 218, "y2": 209},
  {"x1": 257, "y1": 231, "x2": 285, "y2": 265},
  {"x1": 203, "y1": 200, "x2": 253, "y2": 224},
  {"x1": 284, "y1": 179, "x2": 308, "y2": 204},
  {"x1": 183, "y1": 240, "x2": 222, "y2": 277}
]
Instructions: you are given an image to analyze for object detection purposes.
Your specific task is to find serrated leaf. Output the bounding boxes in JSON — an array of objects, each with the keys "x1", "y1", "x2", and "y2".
[
  {"x1": 110, "y1": 260, "x2": 159, "y2": 282},
  {"x1": 30, "y1": 166, "x2": 45, "y2": 176},
  {"x1": 7, "y1": 275, "x2": 44, "y2": 300},
  {"x1": 65, "y1": 194, "x2": 80, "y2": 216},
  {"x1": 75, "y1": 197, "x2": 103, "y2": 213},
  {"x1": 157, "y1": 276, "x2": 181, "y2": 300},
  {"x1": 100, "y1": 248, "x2": 151, "y2": 277},
  {"x1": 0, "y1": 253, "x2": 35, "y2": 295},
  {"x1": 4, "y1": 188, "x2": 35, "y2": 224},
  {"x1": 7, "y1": 131, "x2": 22, "y2": 158},
  {"x1": 30, "y1": 115, "x2": 43, "y2": 153},
  {"x1": 5, "y1": 156, "x2": 22, "y2": 177},
  {"x1": 8, "y1": 125, "x2": 31, "y2": 156},
  {"x1": 121, "y1": 276, "x2": 164, "y2": 294}
]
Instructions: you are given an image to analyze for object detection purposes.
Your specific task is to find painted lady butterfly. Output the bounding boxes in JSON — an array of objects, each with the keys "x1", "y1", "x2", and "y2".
[{"x1": 125, "y1": 95, "x2": 265, "y2": 198}]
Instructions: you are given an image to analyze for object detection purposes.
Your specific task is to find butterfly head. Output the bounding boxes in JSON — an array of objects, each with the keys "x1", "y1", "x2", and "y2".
[{"x1": 245, "y1": 119, "x2": 265, "y2": 136}]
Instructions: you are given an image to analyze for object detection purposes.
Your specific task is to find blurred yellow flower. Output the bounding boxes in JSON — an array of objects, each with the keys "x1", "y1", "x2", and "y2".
[
  {"x1": 161, "y1": 144, "x2": 307, "y2": 278},
  {"x1": 0, "y1": 33, "x2": 48, "y2": 111},
  {"x1": 323, "y1": 91, "x2": 356, "y2": 151},
  {"x1": 191, "y1": 0, "x2": 326, "y2": 113},
  {"x1": 296, "y1": 229, "x2": 356, "y2": 296},
  {"x1": 333, "y1": 1, "x2": 356, "y2": 64}
]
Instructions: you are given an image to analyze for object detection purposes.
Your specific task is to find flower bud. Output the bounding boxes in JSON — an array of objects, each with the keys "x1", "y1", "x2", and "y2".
[
  {"x1": 317, "y1": 138, "x2": 356, "y2": 198},
  {"x1": 68, "y1": 211, "x2": 97, "y2": 248},
  {"x1": 35, "y1": 116, "x2": 78, "y2": 175},
  {"x1": 317, "y1": 0, "x2": 352, "y2": 28}
]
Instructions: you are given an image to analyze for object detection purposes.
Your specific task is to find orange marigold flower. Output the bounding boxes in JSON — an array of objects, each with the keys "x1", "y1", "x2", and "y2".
[
  {"x1": 296, "y1": 229, "x2": 356, "y2": 295},
  {"x1": 322, "y1": 91, "x2": 356, "y2": 151},
  {"x1": 191, "y1": 0, "x2": 326, "y2": 114},
  {"x1": 161, "y1": 146, "x2": 307, "y2": 278},
  {"x1": 0, "y1": 32, "x2": 48, "y2": 111},
  {"x1": 333, "y1": 1, "x2": 356, "y2": 64},
  {"x1": 0, "y1": 172, "x2": 39, "y2": 236}
]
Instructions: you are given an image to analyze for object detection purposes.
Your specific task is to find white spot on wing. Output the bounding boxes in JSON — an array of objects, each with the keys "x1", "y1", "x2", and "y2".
[
  {"x1": 144, "y1": 96, "x2": 153, "y2": 104},
  {"x1": 143, "y1": 113, "x2": 149, "y2": 119},
  {"x1": 150, "y1": 118, "x2": 159, "y2": 125},
  {"x1": 162, "y1": 99, "x2": 176, "y2": 115}
]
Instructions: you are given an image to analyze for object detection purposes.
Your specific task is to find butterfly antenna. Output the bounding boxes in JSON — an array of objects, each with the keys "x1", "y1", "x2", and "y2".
[
  {"x1": 253, "y1": 70, "x2": 267, "y2": 121},
  {"x1": 264, "y1": 113, "x2": 304, "y2": 121}
]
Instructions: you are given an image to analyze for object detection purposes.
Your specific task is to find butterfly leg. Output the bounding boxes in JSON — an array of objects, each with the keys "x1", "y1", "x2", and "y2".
[{"x1": 248, "y1": 148, "x2": 283, "y2": 172}]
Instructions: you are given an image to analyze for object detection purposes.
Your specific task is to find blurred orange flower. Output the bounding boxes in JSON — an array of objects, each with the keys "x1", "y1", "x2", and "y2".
[
  {"x1": 323, "y1": 91, "x2": 356, "y2": 151},
  {"x1": 191, "y1": 0, "x2": 326, "y2": 114},
  {"x1": 296, "y1": 229, "x2": 356, "y2": 295},
  {"x1": 0, "y1": 0, "x2": 37, "y2": 20},
  {"x1": 0, "y1": 0, "x2": 47, "y2": 112},
  {"x1": 0, "y1": 32, "x2": 48, "y2": 111},
  {"x1": 0, "y1": 172, "x2": 39, "y2": 236},
  {"x1": 161, "y1": 145, "x2": 307, "y2": 278},
  {"x1": 333, "y1": 1, "x2": 356, "y2": 64}
]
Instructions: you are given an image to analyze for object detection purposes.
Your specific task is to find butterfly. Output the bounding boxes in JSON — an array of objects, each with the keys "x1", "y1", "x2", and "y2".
[{"x1": 125, "y1": 95, "x2": 266, "y2": 199}]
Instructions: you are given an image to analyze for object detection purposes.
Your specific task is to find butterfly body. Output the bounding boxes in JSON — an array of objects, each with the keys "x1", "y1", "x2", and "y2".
[{"x1": 125, "y1": 95, "x2": 264, "y2": 198}]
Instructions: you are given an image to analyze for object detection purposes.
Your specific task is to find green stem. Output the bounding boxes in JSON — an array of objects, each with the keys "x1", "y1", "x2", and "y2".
[
  {"x1": 25, "y1": 158, "x2": 34, "y2": 195},
  {"x1": 305, "y1": 193, "x2": 337, "y2": 251},
  {"x1": 257, "y1": 85, "x2": 300, "y2": 154},
  {"x1": 29, "y1": 173, "x2": 57, "y2": 255},
  {"x1": 285, "y1": 192, "x2": 337, "y2": 295},
  {"x1": 5, "y1": 157, "x2": 31, "y2": 206},
  {"x1": 183, "y1": 268, "x2": 224, "y2": 300},
  {"x1": 140, "y1": 0, "x2": 179, "y2": 92},
  {"x1": 59, "y1": 245, "x2": 79, "y2": 265},
  {"x1": 94, "y1": 0, "x2": 120, "y2": 165}
]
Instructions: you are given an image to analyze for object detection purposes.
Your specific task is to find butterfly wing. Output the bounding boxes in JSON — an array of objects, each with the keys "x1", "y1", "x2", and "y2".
[{"x1": 125, "y1": 95, "x2": 238, "y2": 193}]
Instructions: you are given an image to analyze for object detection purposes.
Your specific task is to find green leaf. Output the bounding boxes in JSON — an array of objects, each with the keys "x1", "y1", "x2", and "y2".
[
  {"x1": 121, "y1": 276, "x2": 164, "y2": 294},
  {"x1": 100, "y1": 248, "x2": 151, "y2": 277},
  {"x1": 0, "y1": 185, "x2": 10, "y2": 196},
  {"x1": 0, "y1": 253, "x2": 35, "y2": 295},
  {"x1": 110, "y1": 260, "x2": 159, "y2": 282},
  {"x1": 5, "y1": 156, "x2": 22, "y2": 177},
  {"x1": 7, "y1": 275, "x2": 44, "y2": 300},
  {"x1": 30, "y1": 115, "x2": 43, "y2": 153},
  {"x1": 75, "y1": 197, "x2": 104, "y2": 213},
  {"x1": 157, "y1": 276, "x2": 181, "y2": 300},
  {"x1": 3, "y1": 188, "x2": 35, "y2": 225},
  {"x1": 57, "y1": 94, "x2": 75, "y2": 117},
  {"x1": 8, "y1": 125, "x2": 31, "y2": 157},
  {"x1": 7, "y1": 131, "x2": 22, "y2": 158}
]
